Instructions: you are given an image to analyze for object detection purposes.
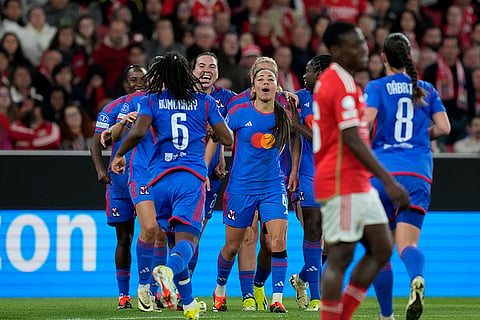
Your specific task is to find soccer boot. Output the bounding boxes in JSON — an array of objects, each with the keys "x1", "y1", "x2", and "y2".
[
  {"x1": 406, "y1": 276, "x2": 425, "y2": 320},
  {"x1": 378, "y1": 312, "x2": 396, "y2": 320},
  {"x1": 184, "y1": 299, "x2": 207, "y2": 320},
  {"x1": 254, "y1": 285, "x2": 268, "y2": 310},
  {"x1": 289, "y1": 273, "x2": 308, "y2": 309},
  {"x1": 242, "y1": 297, "x2": 256, "y2": 311},
  {"x1": 118, "y1": 295, "x2": 132, "y2": 309},
  {"x1": 305, "y1": 299, "x2": 321, "y2": 312},
  {"x1": 270, "y1": 301, "x2": 288, "y2": 313},
  {"x1": 153, "y1": 265, "x2": 178, "y2": 310},
  {"x1": 137, "y1": 283, "x2": 153, "y2": 311},
  {"x1": 212, "y1": 290, "x2": 227, "y2": 312}
]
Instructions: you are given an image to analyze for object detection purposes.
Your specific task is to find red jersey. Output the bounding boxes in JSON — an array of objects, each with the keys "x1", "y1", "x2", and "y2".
[
  {"x1": 320, "y1": 0, "x2": 370, "y2": 23},
  {"x1": 9, "y1": 120, "x2": 61, "y2": 150},
  {"x1": 312, "y1": 63, "x2": 371, "y2": 201}
]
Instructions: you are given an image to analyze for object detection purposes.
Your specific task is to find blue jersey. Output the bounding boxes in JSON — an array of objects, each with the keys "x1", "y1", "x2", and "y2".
[
  {"x1": 296, "y1": 89, "x2": 314, "y2": 177},
  {"x1": 95, "y1": 95, "x2": 134, "y2": 195},
  {"x1": 138, "y1": 90, "x2": 225, "y2": 185},
  {"x1": 226, "y1": 100, "x2": 286, "y2": 195},
  {"x1": 208, "y1": 86, "x2": 236, "y2": 176},
  {"x1": 365, "y1": 74, "x2": 446, "y2": 181}
]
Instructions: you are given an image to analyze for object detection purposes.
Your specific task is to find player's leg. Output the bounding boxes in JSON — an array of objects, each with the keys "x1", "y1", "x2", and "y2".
[
  {"x1": 237, "y1": 221, "x2": 257, "y2": 311},
  {"x1": 114, "y1": 219, "x2": 135, "y2": 309},
  {"x1": 254, "y1": 220, "x2": 271, "y2": 310},
  {"x1": 151, "y1": 231, "x2": 168, "y2": 308}
]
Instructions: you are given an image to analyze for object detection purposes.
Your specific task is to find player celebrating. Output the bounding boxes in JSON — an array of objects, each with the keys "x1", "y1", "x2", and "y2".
[
  {"x1": 111, "y1": 52, "x2": 233, "y2": 320},
  {"x1": 90, "y1": 65, "x2": 146, "y2": 310},
  {"x1": 313, "y1": 21, "x2": 410, "y2": 320},
  {"x1": 365, "y1": 33, "x2": 450, "y2": 320},
  {"x1": 289, "y1": 55, "x2": 331, "y2": 312}
]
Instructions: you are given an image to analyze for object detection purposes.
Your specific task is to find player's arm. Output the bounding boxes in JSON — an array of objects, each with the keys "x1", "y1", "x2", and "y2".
[
  {"x1": 429, "y1": 111, "x2": 451, "y2": 140},
  {"x1": 211, "y1": 121, "x2": 233, "y2": 146},
  {"x1": 288, "y1": 98, "x2": 313, "y2": 142},
  {"x1": 288, "y1": 127, "x2": 301, "y2": 192},
  {"x1": 342, "y1": 126, "x2": 410, "y2": 210},
  {"x1": 365, "y1": 107, "x2": 378, "y2": 130},
  {"x1": 111, "y1": 114, "x2": 152, "y2": 174},
  {"x1": 110, "y1": 111, "x2": 138, "y2": 142},
  {"x1": 90, "y1": 131, "x2": 112, "y2": 184},
  {"x1": 204, "y1": 138, "x2": 218, "y2": 167}
]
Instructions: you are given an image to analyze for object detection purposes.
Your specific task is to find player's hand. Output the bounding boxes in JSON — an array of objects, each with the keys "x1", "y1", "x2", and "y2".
[
  {"x1": 205, "y1": 176, "x2": 211, "y2": 191},
  {"x1": 214, "y1": 159, "x2": 227, "y2": 179},
  {"x1": 111, "y1": 155, "x2": 126, "y2": 174},
  {"x1": 124, "y1": 111, "x2": 137, "y2": 124},
  {"x1": 385, "y1": 180, "x2": 410, "y2": 211},
  {"x1": 97, "y1": 169, "x2": 112, "y2": 185},
  {"x1": 100, "y1": 129, "x2": 111, "y2": 148},
  {"x1": 287, "y1": 97, "x2": 301, "y2": 128},
  {"x1": 287, "y1": 171, "x2": 299, "y2": 192},
  {"x1": 283, "y1": 91, "x2": 299, "y2": 107}
]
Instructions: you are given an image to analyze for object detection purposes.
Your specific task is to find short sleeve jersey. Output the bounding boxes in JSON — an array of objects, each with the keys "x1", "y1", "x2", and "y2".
[
  {"x1": 313, "y1": 63, "x2": 371, "y2": 201},
  {"x1": 225, "y1": 101, "x2": 286, "y2": 195},
  {"x1": 364, "y1": 73, "x2": 446, "y2": 182},
  {"x1": 137, "y1": 90, "x2": 225, "y2": 186},
  {"x1": 296, "y1": 88, "x2": 315, "y2": 177}
]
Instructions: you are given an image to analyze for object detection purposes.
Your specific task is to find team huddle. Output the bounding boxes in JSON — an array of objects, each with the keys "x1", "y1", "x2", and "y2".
[{"x1": 90, "y1": 21, "x2": 451, "y2": 320}]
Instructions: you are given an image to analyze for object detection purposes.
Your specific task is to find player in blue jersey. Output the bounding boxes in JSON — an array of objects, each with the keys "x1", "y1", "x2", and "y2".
[
  {"x1": 288, "y1": 55, "x2": 331, "y2": 312},
  {"x1": 365, "y1": 33, "x2": 451, "y2": 320},
  {"x1": 111, "y1": 52, "x2": 233, "y2": 320},
  {"x1": 213, "y1": 67, "x2": 293, "y2": 314},
  {"x1": 190, "y1": 52, "x2": 236, "y2": 276},
  {"x1": 90, "y1": 65, "x2": 146, "y2": 309}
]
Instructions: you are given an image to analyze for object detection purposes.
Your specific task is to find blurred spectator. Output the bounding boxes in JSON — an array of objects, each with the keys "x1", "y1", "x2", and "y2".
[
  {"x1": 290, "y1": 23, "x2": 315, "y2": 85},
  {"x1": 462, "y1": 45, "x2": 480, "y2": 70},
  {"x1": 169, "y1": 0, "x2": 194, "y2": 44},
  {"x1": 213, "y1": 9, "x2": 232, "y2": 47},
  {"x1": 98, "y1": 0, "x2": 142, "y2": 28},
  {"x1": 3, "y1": 0, "x2": 25, "y2": 26},
  {"x1": 9, "y1": 63, "x2": 42, "y2": 105},
  {"x1": 443, "y1": 4, "x2": 471, "y2": 49},
  {"x1": 51, "y1": 62, "x2": 88, "y2": 117},
  {"x1": 92, "y1": 19, "x2": 130, "y2": 96},
  {"x1": 354, "y1": 67, "x2": 371, "y2": 91},
  {"x1": 371, "y1": 25, "x2": 390, "y2": 54},
  {"x1": 371, "y1": 0, "x2": 397, "y2": 30},
  {"x1": 470, "y1": 20, "x2": 480, "y2": 48},
  {"x1": 263, "y1": 0, "x2": 305, "y2": 46},
  {"x1": 145, "y1": 18, "x2": 186, "y2": 59},
  {"x1": 181, "y1": 25, "x2": 195, "y2": 49},
  {"x1": 274, "y1": 45, "x2": 300, "y2": 92},
  {"x1": 191, "y1": 0, "x2": 230, "y2": 25},
  {"x1": 367, "y1": 52, "x2": 386, "y2": 80},
  {"x1": 43, "y1": 85, "x2": 68, "y2": 122},
  {"x1": 357, "y1": 13, "x2": 375, "y2": 52},
  {"x1": 97, "y1": 5, "x2": 134, "y2": 41},
  {"x1": 58, "y1": 101, "x2": 93, "y2": 150},
  {"x1": 23, "y1": 5, "x2": 56, "y2": 66},
  {"x1": 239, "y1": 43, "x2": 261, "y2": 87},
  {"x1": 231, "y1": 0, "x2": 263, "y2": 34},
  {"x1": 416, "y1": 46, "x2": 437, "y2": 80},
  {"x1": 74, "y1": 14, "x2": 98, "y2": 58},
  {"x1": 424, "y1": 35, "x2": 476, "y2": 147},
  {"x1": 127, "y1": 43, "x2": 147, "y2": 67},
  {"x1": 217, "y1": 31, "x2": 245, "y2": 93},
  {"x1": 32, "y1": 48, "x2": 62, "y2": 99},
  {"x1": 186, "y1": 24, "x2": 217, "y2": 64},
  {"x1": 453, "y1": 116, "x2": 480, "y2": 153},
  {"x1": 318, "y1": 0, "x2": 371, "y2": 24},
  {"x1": 421, "y1": 26, "x2": 442, "y2": 51},
  {"x1": 310, "y1": 14, "x2": 330, "y2": 53},
  {"x1": 0, "y1": 49, "x2": 11, "y2": 85},
  {"x1": 252, "y1": 13, "x2": 278, "y2": 57},
  {"x1": 239, "y1": 31, "x2": 254, "y2": 50},
  {"x1": 43, "y1": 0, "x2": 80, "y2": 28},
  {"x1": 471, "y1": 65, "x2": 480, "y2": 115},
  {"x1": 9, "y1": 97, "x2": 60, "y2": 149},
  {"x1": 84, "y1": 65, "x2": 107, "y2": 118},
  {"x1": 0, "y1": 83, "x2": 18, "y2": 121},
  {"x1": 1, "y1": 32, "x2": 31, "y2": 66},
  {"x1": 393, "y1": 9, "x2": 420, "y2": 64},
  {"x1": 133, "y1": 0, "x2": 162, "y2": 40},
  {"x1": 404, "y1": 0, "x2": 433, "y2": 35}
]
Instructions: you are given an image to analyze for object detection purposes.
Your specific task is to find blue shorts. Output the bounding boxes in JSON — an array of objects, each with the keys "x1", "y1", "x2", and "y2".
[
  {"x1": 205, "y1": 176, "x2": 222, "y2": 220},
  {"x1": 371, "y1": 175, "x2": 430, "y2": 230},
  {"x1": 223, "y1": 192, "x2": 288, "y2": 228},
  {"x1": 106, "y1": 187, "x2": 135, "y2": 226},
  {"x1": 295, "y1": 174, "x2": 321, "y2": 208},
  {"x1": 128, "y1": 179, "x2": 154, "y2": 205},
  {"x1": 150, "y1": 171, "x2": 205, "y2": 238}
]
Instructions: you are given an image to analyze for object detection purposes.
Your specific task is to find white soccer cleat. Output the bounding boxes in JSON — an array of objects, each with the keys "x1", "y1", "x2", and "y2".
[
  {"x1": 137, "y1": 283, "x2": 153, "y2": 312},
  {"x1": 406, "y1": 276, "x2": 425, "y2": 320},
  {"x1": 377, "y1": 312, "x2": 395, "y2": 320},
  {"x1": 184, "y1": 299, "x2": 207, "y2": 320},
  {"x1": 289, "y1": 274, "x2": 308, "y2": 309},
  {"x1": 153, "y1": 265, "x2": 178, "y2": 310}
]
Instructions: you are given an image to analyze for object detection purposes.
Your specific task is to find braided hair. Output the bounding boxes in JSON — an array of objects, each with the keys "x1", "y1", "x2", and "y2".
[
  {"x1": 143, "y1": 51, "x2": 202, "y2": 102},
  {"x1": 383, "y1": 33, "x2": 426, "y2": 105}
]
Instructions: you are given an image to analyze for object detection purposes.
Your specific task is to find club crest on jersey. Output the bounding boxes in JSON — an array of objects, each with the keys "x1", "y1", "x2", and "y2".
[
  {"x1": 139, "y1": 186, "x2": 150, "y2": 195},
  {"x1": 227, "y1": 209, "x2": 236, "y2": 221},
  {"x1": 99, "y1": 114, "x2": 109, "y2": 123},
  {"x1": 120, "y1": 103, "x2": 129, "y2": 113},
  {"x1": 111, "y1": 207, "x2": 120, "y2": 217}
]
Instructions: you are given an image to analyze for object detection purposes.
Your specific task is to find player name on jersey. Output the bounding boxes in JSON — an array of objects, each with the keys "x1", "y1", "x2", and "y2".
[
  {"x1": 386, "y1": 80, "x2": 413, "y2": 95},
  {"x1": 157, "y1": 99, "x2": 198, "y2": 110}
]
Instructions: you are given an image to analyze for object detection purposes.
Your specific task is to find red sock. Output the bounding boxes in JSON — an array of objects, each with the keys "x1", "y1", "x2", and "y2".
[
  {"x1": 320, "y1": 300, "x2": 342, "y2": 320},
  {"x1": 340, "y1": 282, "x2": 367, "y2": 320}
]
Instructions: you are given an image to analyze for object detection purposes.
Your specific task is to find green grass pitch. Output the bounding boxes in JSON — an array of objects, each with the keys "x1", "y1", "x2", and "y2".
[{"x1": 1, "y1": 297, "x2": 480, "y2": 319}]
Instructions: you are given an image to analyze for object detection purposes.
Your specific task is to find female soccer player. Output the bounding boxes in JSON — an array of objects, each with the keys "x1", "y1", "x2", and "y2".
[
  {"x1": 213, "y1": 67, "x2": 292, "y2": 313},
  {"x1": 365, "y1": 33, "x2": 450, "y2": 320},
  {"x1": 111, "y1": 52, "x2": 233, "y2": 320}
]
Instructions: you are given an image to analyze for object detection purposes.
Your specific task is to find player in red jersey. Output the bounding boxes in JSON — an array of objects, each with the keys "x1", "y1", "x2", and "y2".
[{"x1": 312, "y1": 21, "x2": 410, "y2": 320}]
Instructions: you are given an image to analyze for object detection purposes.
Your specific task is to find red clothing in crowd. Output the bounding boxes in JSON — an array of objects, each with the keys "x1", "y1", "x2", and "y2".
[
  {"x1": 92, "y1": 42, "x2": 130, "y2": 93},
  {"x1": 319, "y1": 0, "x2": 370, "y2": 24},
  {"x1": 9, "y1": 120, "x2": 61, "y2": 150}
]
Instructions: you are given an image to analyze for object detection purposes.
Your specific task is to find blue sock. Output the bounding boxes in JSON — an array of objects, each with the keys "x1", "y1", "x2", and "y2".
[
  {"x1": 303, "y1": 240, "x2": 322, "y2": 300},
  {"x1": 254, "y1": 264, "x2": 271, "y2": 287},
  {"x1": 239, "y1": 270, "x2": 255, "y2": 299},
  {"x1": 400, "y1": 246, "x2": 425, "y2": 280},
  {"x1": 188, "y1": 245, "x2": 200, "y2": 276},
  {"x1": 174, "y1": 268, "x2": 194, "y2": 305},
  {"x1": 217, "y1": 253, "x2": 235, "y2": 286},
  {"x1": 150, "y1": 246, "x2": 168, "y2": 296},
  {"x1": 137, "y1": 239, "x2": 154, "y2": 285},
  {"x1": 299, "y1": 265, "x2": 308, "y2": 282},
  {"x1": 271, "y1": 252, "x2": 288, "y2": 294},
  {"x1": 116, "y1": 268, "x2": 131, "y2": 296},
  {"x1": 373, "y1": 262, "x2": 394, "y2": 317},
  {"x1": 167, "y1": 240, "x2": 195, "y2": 276}
]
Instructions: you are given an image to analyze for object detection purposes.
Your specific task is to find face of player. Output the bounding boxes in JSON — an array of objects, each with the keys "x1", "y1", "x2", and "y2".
[
  {"x1": 249, "y1": 60, "x2": 277, "y2": 83},
  {"x1": 335, "y1": 28, "x2": 369, "y2": 73},
  {"x1": 252, "y1": 69, "x2": 277, "y2": 102},
  {"x1": 193, "y1": 55, "x2": 218, "y2": 93},
  {"x1": 303, "y1": 61, "x2": 319, "y2": 92},
  {"x1": 125, "y1": 68, "x2": 146, "y2": 93}
]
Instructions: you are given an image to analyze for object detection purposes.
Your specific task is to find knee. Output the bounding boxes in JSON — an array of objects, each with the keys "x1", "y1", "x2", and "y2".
[
  {"x1": 270, "y1": 236, "x2": 286, "y2": 252},
  {"x1": 141, "y1": 224, "x2": 159, "y2": 242},
  {"x1": 223, "y1": 243, "x2": 241, "y2": 259}
]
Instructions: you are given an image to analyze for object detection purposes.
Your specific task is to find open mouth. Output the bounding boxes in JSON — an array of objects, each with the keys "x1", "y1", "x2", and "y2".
[
  {"x1": 200, "y1": 72, "x2": 212, "y2": 81},
  {"x1": 261, "y1": 88, "x2": 270, "y2": 93}
]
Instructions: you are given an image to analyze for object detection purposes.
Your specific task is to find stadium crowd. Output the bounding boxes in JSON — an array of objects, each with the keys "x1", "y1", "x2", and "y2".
[{"x1": 0, "y1": 0, "x2": 479, "y2": 152}]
